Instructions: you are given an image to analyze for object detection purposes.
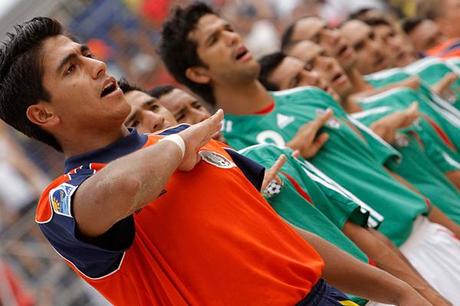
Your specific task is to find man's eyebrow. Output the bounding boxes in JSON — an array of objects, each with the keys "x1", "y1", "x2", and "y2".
[
  {"x1": 205, "y1": 22, "x2": 229, "y2": 45},
  {"x1": 56, "y1": 44, "x2": 90, "y2": 74}
]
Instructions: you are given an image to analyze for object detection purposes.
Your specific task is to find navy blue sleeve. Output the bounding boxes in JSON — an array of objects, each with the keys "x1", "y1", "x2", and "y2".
[
  {"x1": 39, "y1": 167, "x2": 134, "y2": 278},
  {"x1": 225, "y1": 148, "x2": 265, "y2": 191}
]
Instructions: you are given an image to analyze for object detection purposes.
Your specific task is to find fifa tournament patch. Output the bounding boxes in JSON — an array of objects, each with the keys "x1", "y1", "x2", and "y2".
[
  {"x1": 199, "y1": 150, "x2": 236, "y2": 169},
  {"x1": 49, "y1": 183, "x2": 77, "y2": 217}
]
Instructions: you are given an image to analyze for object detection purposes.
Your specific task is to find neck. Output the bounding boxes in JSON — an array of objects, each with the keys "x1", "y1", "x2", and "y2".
[
  {"x1": 342, "y1": 96, "x2": 363, "y2": 113},
  {"x1": 60, "y1": 125, "x2": 130, "y2": 158},
  {"x1": 346, "y1": 68, "x2": 372, "y2": 93},
  {"x1": 214, "y1": 80, "x2": 274, "y2": 115}
]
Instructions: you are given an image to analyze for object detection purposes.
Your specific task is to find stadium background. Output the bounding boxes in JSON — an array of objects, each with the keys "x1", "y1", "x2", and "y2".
[{"x1": 0, "y1": 0, "x2": 443, "y2": 305}]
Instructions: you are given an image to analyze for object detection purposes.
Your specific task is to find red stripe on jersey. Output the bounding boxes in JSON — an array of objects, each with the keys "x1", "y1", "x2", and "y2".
[
  {"x1": 423, "y1": 115, "x2": 457, "y2": 151},
  {"x1": 254, "y1": 102, "x2": 275, "y2": 114},
  {"x1": 281, "y1": 171, "x2": 313, "y2": 204},
  {"x1": 407, "y1": 131, "x2": 424, "y2": 148}
]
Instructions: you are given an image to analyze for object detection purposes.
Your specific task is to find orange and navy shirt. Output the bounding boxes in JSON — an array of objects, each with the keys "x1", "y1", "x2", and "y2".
[{"x1": 35, "y1": 127, "x2": 324, "y2": 306}]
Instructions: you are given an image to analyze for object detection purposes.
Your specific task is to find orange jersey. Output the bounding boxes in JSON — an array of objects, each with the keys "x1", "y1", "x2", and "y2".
[{"x1": 36, "y1": 128, "x2": 324, "y2": 305}]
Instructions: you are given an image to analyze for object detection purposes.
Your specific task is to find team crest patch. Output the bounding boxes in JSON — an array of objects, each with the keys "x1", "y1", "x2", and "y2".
[
  {"x1": 316, "y1": 109, "x2": 340, "y2": 129},
  {"x1": 199, "y1": 151, "x2": 236, "y2": 169},
  {"x1": 49, "y1": 183, "x2": 76, "y2": 217}
]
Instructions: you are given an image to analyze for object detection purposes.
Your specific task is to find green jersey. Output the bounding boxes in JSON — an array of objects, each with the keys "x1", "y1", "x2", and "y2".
[
  {"x1": 404, "y1": 57, "x2": 460, "y2": 107},
  {"x1": 357, "y1": 87, "x2": 460, "y2": 157},
  {"x1": 351, "y1": 107, "x2": 460, "y2": 223},
  {"x1": 223, "y1": 86, "x2": 429, "y2": 246},
  {"x1": 240, "y1": 144, "x2": 371, "y2": 305}
]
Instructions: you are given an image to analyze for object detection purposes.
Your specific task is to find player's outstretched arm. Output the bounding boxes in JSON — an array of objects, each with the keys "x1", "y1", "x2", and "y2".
[
  {"x1": 73, "y1": 110, "x2": 224, "y2": 238},
  {"x1": 293, "y1": 226, "x2": 432, "y2": 306},
  {"x1": 343, "y1": 222, "x2": 451, "y2": 305}
]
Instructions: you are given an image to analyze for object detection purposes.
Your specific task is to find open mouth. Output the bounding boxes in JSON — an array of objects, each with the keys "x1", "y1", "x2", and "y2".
[
  {"x1": 331, "y1": 72, "x2": 342, "y2": 83},
  {"x1": 235, "y1": 46, "x2": 249, "y2": 60},
  {"x1": 375, "y1": 55, "x2": 386, "y2": 67},
  {"x1": 101, "y1": 79, "x2": 118, "y2": 98}
]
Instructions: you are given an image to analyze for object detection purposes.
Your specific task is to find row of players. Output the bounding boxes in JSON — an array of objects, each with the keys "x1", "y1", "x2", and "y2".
[{"x1": 2, "y1": 2, "x2": 460, "y2": 305}]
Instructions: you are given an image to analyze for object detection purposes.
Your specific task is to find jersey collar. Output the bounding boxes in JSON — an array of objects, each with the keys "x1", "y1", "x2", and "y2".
[{"x1": 64, "y1": 128, "x2": 148, "y2": 173}]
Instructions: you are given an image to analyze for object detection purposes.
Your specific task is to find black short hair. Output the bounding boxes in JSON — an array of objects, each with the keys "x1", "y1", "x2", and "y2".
[
  {"x1": 159, "y1": 2, "x2": 216, "y2": 105},
  {"x1": 258, "y1": 52, "x2": 287, "y2": 91},
  {"x1": 401, "y1": 17, "x2": 424, "y2": 34},
  {"x1": 118, "y1": 78, "x2": 144, "y2": 94},
  {"x1": 0, "y1": 17, "x2": 63, "y2": 151},
  {"x1": 148, "y1": 85, "x2": 176, "y2": 99},
  {"x1": 281, "y1": 22, "x2": 297, "y2": 51},
  {"x1": 348, "y1": 8, "x2": 373, "y2": 20},
  {"x1": 360, "y1": 16, "x2": 392, "y2": 27}
]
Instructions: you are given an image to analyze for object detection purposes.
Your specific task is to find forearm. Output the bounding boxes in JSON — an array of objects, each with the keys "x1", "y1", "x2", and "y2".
[
  {"x1": 293, "y1": 225, "x2": 422, "y2": 305},
  {"x1": 74, "y1": 140, "x2": 183, "y2": 236},
  {"x1": 386, "y1": 169, "x2": 421, "y2": 194},
  {"x1": 428, "y1": 205, "x2": 460, "y2": 237},
  {"x1": 445, "y1": 170, "x2": 460, "y2": 191},
  {"x1": 343, "y1": 223, "x2": 446, "y2": 304}
]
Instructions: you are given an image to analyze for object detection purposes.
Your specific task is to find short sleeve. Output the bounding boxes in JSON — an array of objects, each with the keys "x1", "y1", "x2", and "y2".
[{"x1": 37, "y1": 167, "x2": 135, "y2": 278}]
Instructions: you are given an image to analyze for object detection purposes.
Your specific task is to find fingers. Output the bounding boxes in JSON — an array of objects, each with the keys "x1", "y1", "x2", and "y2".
[
  {"x1": 301, "y1": 132, "x2": 329, "y2": 159},
  {"x1": 315, "y1": 108, "x2": 333, "y2": 127},
  {"x1": 310, "y1": 133, "x2": 329, "y2": 154},
  {"x1": 262, "y1": 154, "x2": 287, "y2": 190},
  {"x1": 291, "y1": 150, "x2": 300, "y2": 158}
]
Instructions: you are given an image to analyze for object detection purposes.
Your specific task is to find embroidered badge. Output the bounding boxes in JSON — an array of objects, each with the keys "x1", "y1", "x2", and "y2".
[
  {"x1": 316, "y1": 109, "x2": 340, "y2": 128},
  {"x1": 49, "y1": 183, "x2": 76, "y2": 217},
  {"x1": 199, "y1": 151, "x2": 236, "y2": 169},
  {"x1": 395, "y1": 133, "x2": 409, "y2": 147},
  {"x1": 262, "y1": 179, "x2": 283, "y2": 199}
]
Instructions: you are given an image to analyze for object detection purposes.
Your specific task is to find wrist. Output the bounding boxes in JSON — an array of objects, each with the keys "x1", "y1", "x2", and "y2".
[{"x1": 159, "y1": 134, "x2": 186, "y2": 159}]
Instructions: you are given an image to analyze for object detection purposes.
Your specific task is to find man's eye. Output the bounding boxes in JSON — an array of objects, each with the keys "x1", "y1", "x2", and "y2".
[
  {"x1": 304, "y1": 62, "x2": 314, "y2": 71},
  {"x1": 66, "y1": 65, "x2": 75, "y2": 75},
  {"x1": 85, "y1": 53, "x2": 95, "y2": 59},
  {"x1": 150, "y1": 104, "x2": 160, "y2": 112}
]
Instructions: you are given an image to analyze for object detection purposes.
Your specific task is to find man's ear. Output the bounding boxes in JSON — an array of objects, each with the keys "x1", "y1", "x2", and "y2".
[
  {"x1": 26, "y1": 102, "x2": 60, "y2": 128},
  {"x1": 185, "y1": 66, "x2": 211, "y2": 84}
]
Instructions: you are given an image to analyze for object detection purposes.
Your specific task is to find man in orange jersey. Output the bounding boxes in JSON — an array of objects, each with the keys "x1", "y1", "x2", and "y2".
[{"x1": 0, "y1": 17, "x2": 428, "y2": 305}]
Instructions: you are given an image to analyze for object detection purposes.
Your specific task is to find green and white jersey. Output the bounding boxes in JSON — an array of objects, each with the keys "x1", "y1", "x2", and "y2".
[
  {"x1": 364, "y1": 63, "x2": 460, "y2": 116},
  {"x1": 239, "y1": 143, "x2": 371, "y2": 258},
  {"x1": 404, "y1": 57, "x2": 460, "y2": 107},
  {"x1": 357, "y1": 87, "x2": 460, "y2": 157},
  {"x1": 240, "y1": 143, "x2": 371, "y2": 305},
  {"x1": 446, "y1": 57, "x2": 460, "y2": 74},
  {"x1": 351, "y1": 107, "x2": 460, "y2": 223},
  {"x1": 364, "y1": 68, "x2": 411, "y2": 89},
  {"x1": 223, "y1": 86, "x2": 429, "y2": 246}
]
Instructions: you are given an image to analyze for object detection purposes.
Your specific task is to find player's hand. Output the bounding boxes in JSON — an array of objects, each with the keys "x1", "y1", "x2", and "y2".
[
  {"x1": 178, "y1": 109, "x2": 224, "y2": 171},
  {"x1": 370, "y1": 102, "x2": 420, "y2": 144},
  {"x1": 397, "y1": 75, "x2": 421, "y2": 90},
  {"x1": 261, "y1": 154, "x2": 287, "y2": 196},
  {"x1": 287, "y1": 108, "x2": 332, "y2": 159},
  {"x1": 432, "y1": 72, "x2": 457, "y2": 101}
]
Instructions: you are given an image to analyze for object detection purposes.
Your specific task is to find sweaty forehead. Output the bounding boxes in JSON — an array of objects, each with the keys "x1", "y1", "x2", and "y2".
[
  {"x1": 125, "y1": 90, "x2": 155, "y2": 109},
  {"x1": 270, "y1": 57, "x2": 303, "y2": 86},
  {"x1": 341, "y1": 21, "x2": 369, "y2": 44},
  {"x1": 160, "y1": 89, "x2": 194, "y2": 110},
  {"x1": 289, "y1": 41, "x2": 322, "y2": 62},
  {"x1": 292, "y1": 18, "x2": 326, "y2": 41},
  {"x1": 188, "y1": 14, "x2": 226, "y2": 44}
]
